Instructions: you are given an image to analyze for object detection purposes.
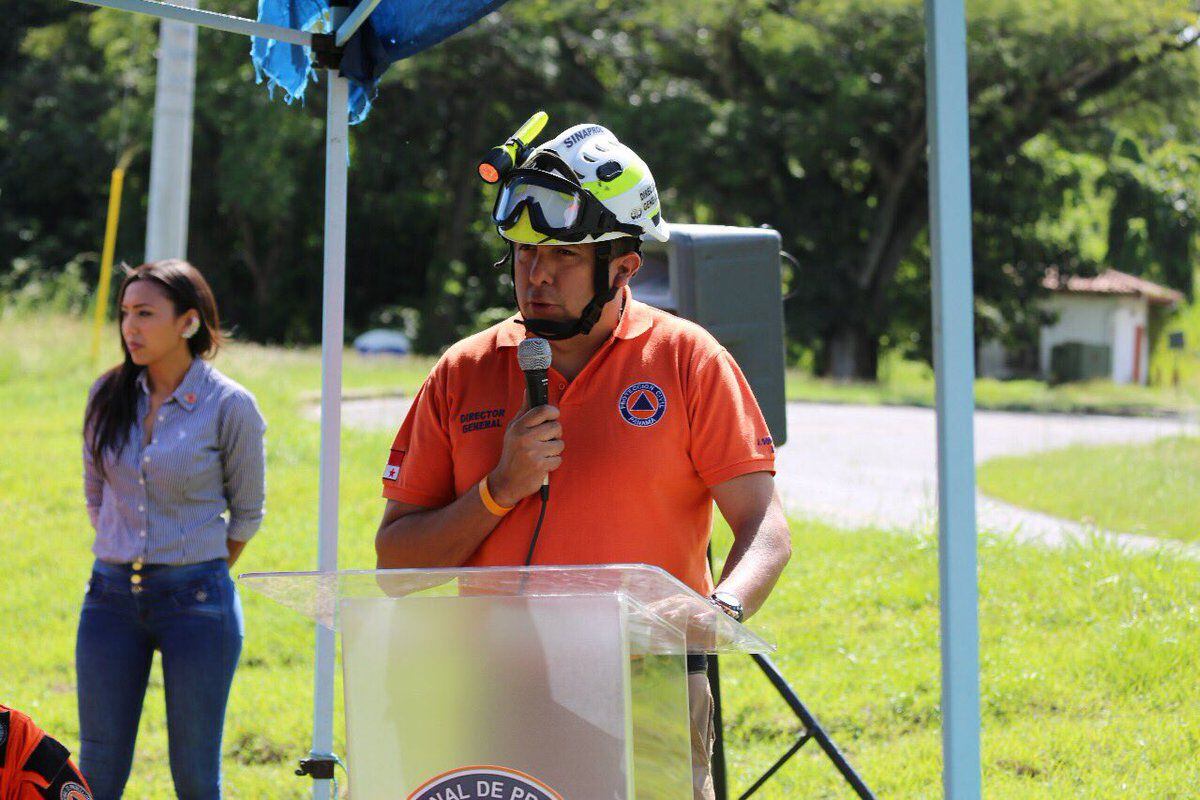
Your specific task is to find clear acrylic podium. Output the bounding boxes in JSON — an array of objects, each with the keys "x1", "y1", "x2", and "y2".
[{"x1": 241, "y1": 565, "x2": 774, "y2": 799}]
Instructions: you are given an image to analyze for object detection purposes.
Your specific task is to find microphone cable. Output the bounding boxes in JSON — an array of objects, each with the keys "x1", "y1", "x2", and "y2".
[{"x1": 524, "y1": 484, "x2": 549, "y2": 566}]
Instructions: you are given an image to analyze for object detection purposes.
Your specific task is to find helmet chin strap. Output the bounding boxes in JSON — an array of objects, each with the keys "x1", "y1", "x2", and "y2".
[{"x1": 510, "y1": 241, "x2": 618, "y2": 340}]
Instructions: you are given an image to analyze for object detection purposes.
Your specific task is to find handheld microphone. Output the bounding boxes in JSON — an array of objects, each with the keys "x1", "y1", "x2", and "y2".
[
  {"x1": 518, "y1": 337, "x2": 551, "y2": 408},
  {"x1": 516, "y1": 337, "x2": 552, "y2": 500}
]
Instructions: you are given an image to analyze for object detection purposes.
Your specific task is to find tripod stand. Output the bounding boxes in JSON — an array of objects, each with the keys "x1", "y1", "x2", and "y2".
[
  {"x1": 708, "y1": 654, "x2": 876, "y2": 799},
  {"x1": 707, "y1": 547, "x2": 875, "y2": 799}
]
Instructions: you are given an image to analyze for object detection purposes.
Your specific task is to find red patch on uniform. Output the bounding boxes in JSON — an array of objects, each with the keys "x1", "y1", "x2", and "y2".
[{"x1": 382, "y1": 449, "x2": 405, "y2": 481}]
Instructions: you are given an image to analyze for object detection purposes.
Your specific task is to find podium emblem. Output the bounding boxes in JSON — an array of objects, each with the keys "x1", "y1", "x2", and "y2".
[{"x1": 407, "y1": 765, "x2": 562, "y2": 800}]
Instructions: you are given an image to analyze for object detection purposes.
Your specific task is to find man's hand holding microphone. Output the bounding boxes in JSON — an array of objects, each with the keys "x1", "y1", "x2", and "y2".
[
  {"x1": 486, "y1": 338, "x2": 563, "y2": 507},
  {"x1": 375, "y1": 338, "x2": 566, "y2": 570}
]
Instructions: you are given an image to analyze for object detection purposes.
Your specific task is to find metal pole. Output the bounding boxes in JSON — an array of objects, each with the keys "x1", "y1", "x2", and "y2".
[
  {"x1": 90, "y1": 161, "x2": 128, "y2": 365},
  {"x1": 67, "y1": 0, "x2": 312, "y2": 45},
  {"x1": 923, "y1": 0, "x2": 981, "y2": 797},
  {"x1": 144, "y1": 0, "x2": 198, "y2": 261},
  {"x1": 708, "y1": 655, "x2": 727, "y2": 800},
  {"x1": 335, "y1": 0, "x2": 384, "y2": 46},
  {"x1": 311, "y1": 6, "x2": 350, "y2": 797}
]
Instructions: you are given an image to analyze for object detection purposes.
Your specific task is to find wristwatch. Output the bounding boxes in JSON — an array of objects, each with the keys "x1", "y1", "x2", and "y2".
[{"x1": 710, "y1": 591, "x2": 744, "y2": 623}]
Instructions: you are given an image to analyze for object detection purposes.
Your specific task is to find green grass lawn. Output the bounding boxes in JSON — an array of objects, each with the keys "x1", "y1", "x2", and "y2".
[
  {"x1": 978, "y1": 437, "x2": 1200, "y2": 543},
  {"x1": 3, "y1": 313, "x2": 1199, "y2": 797}
]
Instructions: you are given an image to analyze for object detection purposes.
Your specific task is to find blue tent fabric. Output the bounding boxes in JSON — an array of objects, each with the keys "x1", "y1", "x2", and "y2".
[{"x1": 251, "y1": 0, "x2": 510, "y2": 124}]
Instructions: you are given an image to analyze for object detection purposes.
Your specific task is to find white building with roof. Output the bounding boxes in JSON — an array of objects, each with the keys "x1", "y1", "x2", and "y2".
[{"x1": 979, "y1": 268, "x2": 1185, "y2": 385}]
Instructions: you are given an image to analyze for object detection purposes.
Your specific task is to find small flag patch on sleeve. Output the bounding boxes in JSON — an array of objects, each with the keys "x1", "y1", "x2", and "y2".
[{"x1": 382, "y1": 449, "x2": 404, "y2": 482}]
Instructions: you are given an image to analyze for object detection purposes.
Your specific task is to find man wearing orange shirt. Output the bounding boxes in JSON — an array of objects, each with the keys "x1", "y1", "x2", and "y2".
[{"x1": 376, "y1": 122, "x2": 791, "y2": 799}]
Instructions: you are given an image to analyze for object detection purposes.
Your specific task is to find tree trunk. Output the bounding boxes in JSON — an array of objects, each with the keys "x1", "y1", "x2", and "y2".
[
  {"x1": 415, "y1": 101, "x2": 488, "y2": 353},
  {"x1": 826, "y1": 324, "x2": 880, "y2": 381}
]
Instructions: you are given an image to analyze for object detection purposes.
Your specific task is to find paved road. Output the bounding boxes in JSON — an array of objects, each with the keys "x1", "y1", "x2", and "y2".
[
  {"x1": 331, "y1": 397, "x2": 1197, "y2": 550},
  {"x1": 775, "y1": 403, "x2": 1196, "y2": 550}
]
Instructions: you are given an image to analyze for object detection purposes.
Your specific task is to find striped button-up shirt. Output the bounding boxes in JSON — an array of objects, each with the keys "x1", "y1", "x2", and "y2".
[{"x1": 83, "y1": 358, "x2": 267, "y2": 565}]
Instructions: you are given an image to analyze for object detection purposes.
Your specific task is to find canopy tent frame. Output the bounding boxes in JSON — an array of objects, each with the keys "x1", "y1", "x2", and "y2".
[
  {"x1": 309, "y1": 8, "x2": 349, "y2": 800},
  {"x1": 65, "y1": 0, "x2": 982, "y2": 796},
  {"x1": 71, "y1": 0, "x2": 313, "y2": 43}
]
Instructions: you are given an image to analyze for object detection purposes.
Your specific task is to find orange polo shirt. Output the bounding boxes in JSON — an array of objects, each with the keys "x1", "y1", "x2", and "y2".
[{"x1": 381, "y1": 287, "x2": 776, "y2": 594}]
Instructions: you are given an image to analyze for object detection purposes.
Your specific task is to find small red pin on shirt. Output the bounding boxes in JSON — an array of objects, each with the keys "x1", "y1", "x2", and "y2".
[{"x1": 184, "y1": 393, "x2": 197, "y2": 404}]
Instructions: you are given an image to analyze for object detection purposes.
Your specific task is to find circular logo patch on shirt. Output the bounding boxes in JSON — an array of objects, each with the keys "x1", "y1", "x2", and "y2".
[
  {"x1": 618, "y1": 382, "x2": 667, "y2": 427},
  {"x1": 408, "y1": 766, "x2": 561, "y2": 800},
  {"x1": 60, "y1": 782, "x2": 91, "y2": 800}
]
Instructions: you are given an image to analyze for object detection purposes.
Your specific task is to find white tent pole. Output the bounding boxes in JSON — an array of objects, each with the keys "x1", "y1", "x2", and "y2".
[
  {"x1": 311, "y1": 6, "x2": 350, "y2": 798},
  {"x1": 335, "y1": 0, "x2": 383, "y2": 46},
  {"x1": 144, "y1": 0, "x2": 198, "y2": 261},
  {"x1": 67, "y1": 0, "x2": 312, "y2": 45},
  {"x1": 923, "y1": 0, "x2": 981, "y2": 797}
]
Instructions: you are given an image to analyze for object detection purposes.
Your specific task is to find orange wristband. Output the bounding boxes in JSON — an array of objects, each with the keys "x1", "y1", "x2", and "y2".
[{"x1": 478, "y1": 476, "x2": 514, "y2": 517}]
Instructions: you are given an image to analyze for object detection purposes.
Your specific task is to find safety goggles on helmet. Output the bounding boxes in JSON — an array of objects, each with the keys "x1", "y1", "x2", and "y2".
[{"x1": 492, "y1": 169, "x2": 643, "y2": 243}]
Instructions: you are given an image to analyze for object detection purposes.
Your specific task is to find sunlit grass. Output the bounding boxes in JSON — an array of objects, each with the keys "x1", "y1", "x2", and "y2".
[
  {"x1": 3, "y1": 313, "x2": 1199, "y2": 797},
  {"x1": 978, "y1": 437, "x2": 1200, "y2": 542},
  {"x1": 711, "y1": 523, "x2": 1200, "y2": 798},
  {"x1": 0, "y1": 312, "x2": 419, "y2": 797}
]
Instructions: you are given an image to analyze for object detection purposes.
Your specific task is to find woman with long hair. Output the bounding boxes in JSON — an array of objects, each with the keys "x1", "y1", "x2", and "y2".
[{"x1": 78, "y1": 260, "x2": 266, "y2": 799}]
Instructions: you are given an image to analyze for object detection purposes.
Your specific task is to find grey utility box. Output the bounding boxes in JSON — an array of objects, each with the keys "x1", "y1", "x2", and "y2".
[
  {"x1": 633, "y1": 223, "x2": 788, "y2": 447},
  {"x1": 1049, "y1": 341, "x2": 1112, "y2": 384}
]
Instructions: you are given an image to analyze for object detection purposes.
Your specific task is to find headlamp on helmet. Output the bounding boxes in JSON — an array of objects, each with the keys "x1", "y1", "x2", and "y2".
[{"x1": 478, "y1": 111, "x2": 549, "y2": 185}]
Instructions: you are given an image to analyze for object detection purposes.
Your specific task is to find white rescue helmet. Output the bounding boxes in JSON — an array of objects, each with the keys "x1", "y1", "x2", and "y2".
[{"x1": 494, "y1": 123, "x2": 669, "y2": 246}]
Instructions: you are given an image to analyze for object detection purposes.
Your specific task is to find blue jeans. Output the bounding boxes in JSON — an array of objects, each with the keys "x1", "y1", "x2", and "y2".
[{"x1": 76, "y1": 558, "x2": 243, "y2": 800}]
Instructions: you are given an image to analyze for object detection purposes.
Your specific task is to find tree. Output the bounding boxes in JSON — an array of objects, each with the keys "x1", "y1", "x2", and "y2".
[
  {"x1": 1104, "y1": 135, "x2": 1200, "y2": 297},
  {"x1": 0, "y1": 6, "x2": 155, "y2": 291},
  {"x1": 4, "y1": 0, "x2": 1198, "y2": 369},
  {"x1": 584, "y1": 0, "x2": 1200, "y2": 377}
]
